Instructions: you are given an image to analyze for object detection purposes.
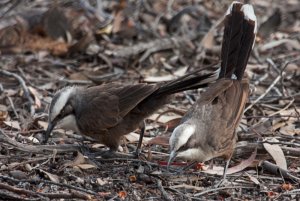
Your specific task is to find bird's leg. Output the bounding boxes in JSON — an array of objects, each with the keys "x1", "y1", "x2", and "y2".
[
  {"x1": 215, "y1": 159, "x2": 231, "y2": 187},
  {"x1": 135, "y1": 120, "x2": 146, "y2": 158}
]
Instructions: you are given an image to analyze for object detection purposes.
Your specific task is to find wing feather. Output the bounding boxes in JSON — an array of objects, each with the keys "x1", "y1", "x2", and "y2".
[{"x1": 75, "y1": 84, "x2": 158, "y2": 135}]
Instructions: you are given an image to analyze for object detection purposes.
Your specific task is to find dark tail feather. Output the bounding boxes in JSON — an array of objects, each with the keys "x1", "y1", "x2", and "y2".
[
  {"x1": 155, "y1": 67, "x2": 219, "y2": 96},
  {"x1": 219, "y1": 2, "x2": 257, "y2": 80}
]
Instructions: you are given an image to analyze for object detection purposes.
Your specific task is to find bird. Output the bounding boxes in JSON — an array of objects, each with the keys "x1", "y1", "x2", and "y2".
[
  {"x1": 168, "y1": 1, "x2": 257, "y2": 184},
  {"x1": 43, "y1": 67, "x2": 218, "y2": 157}
]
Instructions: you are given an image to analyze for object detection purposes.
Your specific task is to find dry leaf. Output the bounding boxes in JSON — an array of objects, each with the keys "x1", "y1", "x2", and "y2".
[
  {"x1": 143, "y1": 67, "x2": 188, "y2": 82},
  {"x1": 281, "y1": 183, "x2": 293, "y2": 191},
  {"x1": 118, "y1": 191, "x2": 127, "y2": 200},
  {"x1": 91, "y1": 143, "x2": 106, "y2": 148},
  {"x1": 267, "y1": 191, "x2": 277, "y2": 198},
  {"x1": 28, "y1": 86, "x2": 42, "y2": 109},
  {"x1": 129, "y1": 175, "x2": 137, "y2": 182},
  {"x1": 97, "y1": 24, "x2": 113, "y2": 35},
  {"x1": 203, "y1": 149, "x2": 257, "y2": 175},
  {"x1": 97, "y1": 178, "x2": 108, "y2": 186},
  {"x1": 98, "y1": 192, "x2": 111, "y2": 197},
  {"x1": 280, "y1": 123, "x2": 300, "y2": 136},
  {"x1": 63, "y1": 152, "x2": 85, "y2": 167},
  {"x1": 258, "y1": 39, "x2": 300, "y2": 52},
  {"x1": 38, "y1": 121, "x2": 48, "y2": 130},
  {"x1": 4, "y1": 121, "x2": 21, "y2": 130},
  {"x1": 200, "y1": 30, "x2": 214, "y2": 49},
  {"x1": 246, "y1": 173, "x2": 260, "y2": 185},
  {"x1": 28, "y1": 136, "x2": 39, "y2": 143},
  {"x1": 0, "y1": 104, "x2": 8, "y2": 122},
  {"x1": 39, "y1": 169, "x2": 60, "y2": 183},
  {"x1": 195, "y1": 163, "x2": 205, "y2": 171},
  {"x1": 272, "y1": 120, "x2": 286, "y2": 131},
  {"x1": 125, "y1": 132, "x2": 151, "y2": 143},
  {"x1": 146, "y1": 135, "x2": 169, "y2": 146},
  {"x1": 148, "y1": 113, "x2": 182, "y2": 124},
  {"x1": 165, "y1": 118, "x2": 182, "y2": 131},
  {"x1": 76, "y1": 164, "x2": 97, "y2": 170},
  {"x1": 263, "y1": 138, "x2": 287, "y2": 170}
]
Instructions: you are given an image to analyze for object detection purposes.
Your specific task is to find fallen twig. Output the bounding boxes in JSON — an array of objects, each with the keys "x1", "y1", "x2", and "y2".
[
  {"x1": 0, "y1": 69, "x2": 35, "y2": 115},
  {"x1": 157, "y1": 179, "x2": 174, "y2": 201},
  {"x1": 193, "y1": 185, "x2": 256, "y2": 197},
  {"x1": 260, "y1": 161, "x2": 300, "y2": 182},
  {"x1": 0, "y1": 182, "x2": 91, "y2": 200},
  {"x1": 0, "y1": 175, "x2": 99, "y2": 197},
  {"x1": 245, "y1": 73, "x2": 283, "y2": 112},
  {"x1": 0, "y1": 128, "x2": 80, "y2": 153}
]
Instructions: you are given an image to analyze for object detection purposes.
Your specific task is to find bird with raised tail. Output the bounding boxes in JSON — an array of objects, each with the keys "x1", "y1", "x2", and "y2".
[
  {"x1": 43, "y1": 67, "x2": 218, "y2": 157},
  {"x1": 168, "y1": 1, "x2": 257, "y2": 184}
]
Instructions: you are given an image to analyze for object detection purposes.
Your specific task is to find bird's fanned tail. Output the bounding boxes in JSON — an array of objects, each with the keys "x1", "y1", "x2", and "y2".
[{"x1": 219, "y1": 2, "x2": 257, "y2": 80}]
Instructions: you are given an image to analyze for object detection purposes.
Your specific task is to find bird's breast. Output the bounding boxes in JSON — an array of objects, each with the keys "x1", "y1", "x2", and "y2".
[
  {"x1": 56, "y1": 114, "x2": 81, "y2": 134},
  {"x1": 177, "y1": 148, "x2": 214, "y2": 162}
]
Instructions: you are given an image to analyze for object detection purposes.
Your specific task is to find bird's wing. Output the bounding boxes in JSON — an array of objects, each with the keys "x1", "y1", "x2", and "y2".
[
  {"x1": 76, "y1": 84, "x2": 158, "y2": 134},
  {"x1": 186, "y1": 79, "x2": 249, "y2": 158},
  {"x1": 107, "y1": 84, "x2": 159, "y2": 117},
  {"x1": 226, "y1": 79, "x2": 249, "y2": 130},
  {"x1": 207, "y1": 79, "x2": 249, "y2": 155}
]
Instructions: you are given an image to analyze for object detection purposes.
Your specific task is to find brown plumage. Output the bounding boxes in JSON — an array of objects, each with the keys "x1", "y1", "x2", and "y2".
[
  {"x1": 168, "y1": 2, "x2": 257, "y2": 184},
  {"x1": 44, "y1": 68, "x2": 217, "y2": 154}
]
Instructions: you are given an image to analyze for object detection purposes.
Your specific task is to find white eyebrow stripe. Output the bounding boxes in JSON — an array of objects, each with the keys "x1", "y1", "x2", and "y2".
[{"x1": 50, "y1": 87, "x2": 75, "y2": 121}]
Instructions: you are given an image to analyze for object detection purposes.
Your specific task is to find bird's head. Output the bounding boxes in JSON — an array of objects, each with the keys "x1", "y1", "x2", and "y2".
[
  {"x1": 168, "y1": 123, "x2": 196, "y2": 168},
  {"x1": 43, "y1": 86, "x2": 78, "y2": 143}
]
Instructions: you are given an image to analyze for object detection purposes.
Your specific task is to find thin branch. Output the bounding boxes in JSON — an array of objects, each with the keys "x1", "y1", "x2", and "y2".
[
  {"x1": 157, "y1": 179, "x2": 174, "y2": 201},
  {"x1": 194, "y1": 185, "x2": 256, "y2": 197},
  {"x1": 0, "y1": 175, "x2": 99, "y2": 197},
  {"x1": 245, "y1": 72, "x2": 283, "y2": 112},
  {"x1": 0, "y1": 128, "x2": 79, "y2": 153},
  {"x1": 0, "y1": 69, "x2": 35, "y2": 115}
]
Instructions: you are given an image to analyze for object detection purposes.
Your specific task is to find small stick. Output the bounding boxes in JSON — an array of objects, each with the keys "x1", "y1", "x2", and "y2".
[
  {"x1": 6, "y1": 96, "x2": 19, "y2": 118},
  {"x1": 0, "y1": 175, "x2": 99, "y2": 196},
  {"x1": 0, "y1": 128, "x2": 79, "y2": 153},
  {"x1": 157, "y1": 180, "x2": 174, "y2": 201},
  {"x1": 194, "y1": 185, "x2": 256, "y2": 197},
  {"x1": 0, "y1": 69, "x2": 35, "y2": 115},
  {"x1": 245, "y1": 73, "x2": 283, "y2": 112}
]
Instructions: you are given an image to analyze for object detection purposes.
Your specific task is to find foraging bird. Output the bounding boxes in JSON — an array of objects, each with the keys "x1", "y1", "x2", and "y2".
[
  {"x1": 168, "y1": 2, "x2": 257, "y2": 183},
  {"x1": 44, "y1": 68, "x2": 218, "y2": 156}
]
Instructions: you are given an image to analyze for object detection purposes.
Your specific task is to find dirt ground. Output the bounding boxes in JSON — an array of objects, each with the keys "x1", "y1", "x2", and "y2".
[{"x1": 0, "y1": 0, "x2": 299, "y2": 200}]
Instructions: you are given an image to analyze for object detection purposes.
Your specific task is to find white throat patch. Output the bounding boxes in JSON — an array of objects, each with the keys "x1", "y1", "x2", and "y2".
[{"x1": 50, "y1": 87, "x2": 76, "y2": 122}]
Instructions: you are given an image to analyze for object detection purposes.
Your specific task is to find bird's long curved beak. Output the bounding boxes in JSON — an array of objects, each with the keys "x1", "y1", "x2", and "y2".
[
  {"x1": 43, "y1": 121, "x2": 56, "y2": 144},
  {"x1": 167, "y1": 150, "x2": 177, "y2": 170}
]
